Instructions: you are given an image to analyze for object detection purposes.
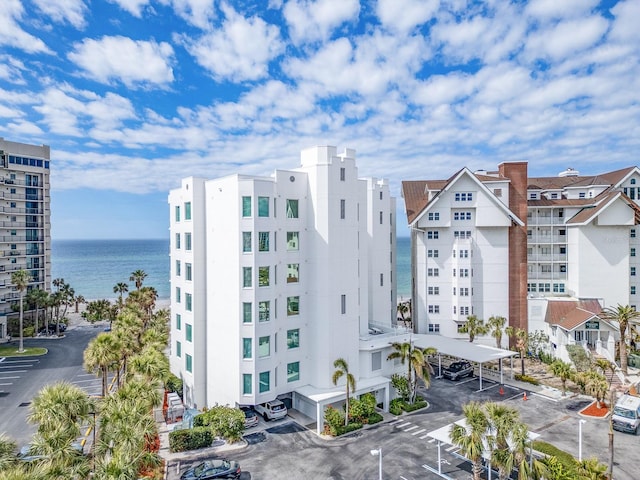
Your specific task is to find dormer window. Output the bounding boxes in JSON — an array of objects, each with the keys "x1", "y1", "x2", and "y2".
[
  {"x1": 529, "y1": 193, "x2": 538, "y2": 200},
  {"x1": 632, "y1": 179, "x2": 637, "y2": 185}
]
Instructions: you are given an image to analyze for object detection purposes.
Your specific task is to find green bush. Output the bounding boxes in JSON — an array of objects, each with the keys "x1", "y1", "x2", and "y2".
[
  {"x1": 566, "y1": 344, "x2": 591, "y2": 372},
  {"x1": 515, "y1": 373, "x2": 540, "y2": 385},
  {"x1": 538, "y1": 351, "x2": 554, "y2": 365},
  {"x1": 193, "y1": 405, "x2": 245, "y2": 443},
  {"x1": 389, "y1": 398, "x2": 404, "y2": 415},
  {"x1": 349, "y1": 393, "x2": 377, "y2": 423},
  {"x1": 533, "y1": 440, "x2": 577, "y2": 471},
  {"x1": 324, "y1": 406, "x2": 345, "y2": 436},
  {"x1": 23, "y1": 326, "x2": 35, "y2": 337},
  {"x1": 169, "y1": 426, "x2": 213, "y2": 452},
  {"x1": 403, "y1": 399, "x2": 428, "y2": 412},
  {"x1": 367, "y1": 412, "x2": 383, "y2": 424},
  {"x1": 165, "y1": 374, "x2": 183, "y2": 397},
  {"x1": 391, "y1": 374, "x2": 411, "y2": 401},
  {"x1": 335, "y1": 422, "x2": 362, "y2": 436}
]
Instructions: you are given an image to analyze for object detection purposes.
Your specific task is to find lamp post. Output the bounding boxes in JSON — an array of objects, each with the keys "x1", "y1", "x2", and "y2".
[
  {"x1": 370, "y1": 447, "x2": 382, "y2": 480},
  {"x1": 578, "y1": 419, "x2": 586, "y2": 461}
]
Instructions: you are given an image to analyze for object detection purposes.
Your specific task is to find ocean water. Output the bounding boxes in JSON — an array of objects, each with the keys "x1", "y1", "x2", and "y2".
[{"x1": 50, "y1": 237, "x2": 412, "y2": 302}]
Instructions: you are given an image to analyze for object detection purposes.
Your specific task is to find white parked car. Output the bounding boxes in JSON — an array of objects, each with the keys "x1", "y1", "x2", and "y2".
[{"x1": 254, "y1": 400, "x2": 288, "y2": 421}]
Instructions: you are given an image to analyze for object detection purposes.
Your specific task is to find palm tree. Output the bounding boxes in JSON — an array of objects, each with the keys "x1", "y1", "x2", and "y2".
[
  {"x1": 576, "y1": 457, "x2": 608, "y2": 480},
  {"x1": 128, "y1": 347, "x2": 170, "y2": 384},
  {"x1": 586, "y1": 373, "x2": 609, "y2": 409},
  {"x1": 74, "y1": 294, "x2": 85, "y2": 313},
  {"x1": 113, "y1": 282, "x2": 128, "y2": 309},
  {"x1": 129, "y1": 270, "x2": 147, "y2": 290},
  {"x1": 484, "y1": 402, "x2": 520, "y2": 480},
  {"x1": 460, "y1": 315, "x2": 488, "y2": 343},
  {"x1": 26, "y1": 287, "x2": 48, "y2": 337},
  {"x1": 549, "y1": 359, "x2": 574, "y2": 396},
  {"x1": 0, "y1": 433, "x2": 17, "y2": 472},
  {"x1": 397, "y1": 300, "x2": 411, "y2": 327},
  {"x1": 600, "y1": 304, "x2": 640, "y2": 375},
  {"x1": 450, "y1": 401, "x2": 488, "y2": 480},
  {"x1": 387, "y1": 341, "x2": 437, "y2": 403},
  {"x1": 332, "y1": 358, "x2": 356, "y2": 427},
  {"x1": 506, "y1": 326, "x2": 529, "y2": 375},
  {"x1": 487, "y1": 315, "x2": 507, "y2": 349},
  {"x1": 28, "y1": 382, "x2": 95, "y2": 435},
  {"x1": 11, "y1": 269, "x2": 30, "y2": 353},
  {"x1": 84, "y1": 333, "x2": 121, "y2": 397}
]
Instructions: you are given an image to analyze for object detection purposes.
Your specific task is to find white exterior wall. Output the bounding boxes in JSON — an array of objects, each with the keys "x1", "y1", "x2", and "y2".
[{"x1": 168, "y1": 146, "x2": 395, "y2": 409}]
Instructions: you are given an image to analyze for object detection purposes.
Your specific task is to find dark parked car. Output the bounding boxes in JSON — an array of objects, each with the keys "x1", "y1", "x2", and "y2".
[
  {"x1": 241, "y1": 407, "x2": 259, "y2": 428},
  {"x1": 180, "y1": 459, "x2": 241, "y2": 479},
  {"x1": 442, "y1": 360, "x2": 474, "y2": 380}
]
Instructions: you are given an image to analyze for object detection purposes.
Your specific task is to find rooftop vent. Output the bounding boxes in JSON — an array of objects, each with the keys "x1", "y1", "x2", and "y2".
[{"x1": 558, "y1": 168, "x2": 580, "y2": 177}]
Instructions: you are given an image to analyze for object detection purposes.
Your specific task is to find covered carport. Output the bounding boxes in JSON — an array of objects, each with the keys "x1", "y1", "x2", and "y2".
[{"x1": 412, "y1": 334, "x2": 518, "y2": 391}]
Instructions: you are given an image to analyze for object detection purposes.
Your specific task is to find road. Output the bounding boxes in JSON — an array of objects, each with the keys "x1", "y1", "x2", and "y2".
[{"x1": 0, "y1": 325, "x2": 101, "y2": 447}]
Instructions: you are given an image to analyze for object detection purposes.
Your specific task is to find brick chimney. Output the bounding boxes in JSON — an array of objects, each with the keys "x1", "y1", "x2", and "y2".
[{"x1": 498, "y1": 162, "x2": 528, "y2": 336}]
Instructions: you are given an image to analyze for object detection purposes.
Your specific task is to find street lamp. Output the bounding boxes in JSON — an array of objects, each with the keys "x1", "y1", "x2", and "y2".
[
  {"x1": 370, "y1": 447, "x2": 382, "y2": 480},
  {"x1": 578, "y1": 419, "x2": 587, "y2": 461}
]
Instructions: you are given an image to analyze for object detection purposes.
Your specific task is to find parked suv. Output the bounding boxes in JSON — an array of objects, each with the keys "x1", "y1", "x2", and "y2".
[
  {"x1": 254, "y1": 400, "x2": 287, "y2": 421},
  {"x1": 240, "y1": 407, "x2": 259, "y2": 428},
  {"x1": 442, "y1": 360, "x2": 474, "y2": 381}
]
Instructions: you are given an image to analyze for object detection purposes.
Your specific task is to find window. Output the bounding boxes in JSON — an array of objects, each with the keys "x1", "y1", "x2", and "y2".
[
  {"x1": 380, "y1": 211, "x2": 383, "y2": 224},
  {"x1": 176, "y1": 313, "x2": 181, "y2": 330},
  {"x1": 579, "y1": 192, "x2": 586, "y2": 198},
  {"x1": 258, "y1": 336, "x2": 270, "y2": 357},
  {"x1": 340, "y1": 167, "x2": 345, "y2": 181},
  {"x1": 428, "y1": 212, "x2": 440, "y2": 221},
  {"x1": 243, "y1": 338, "x2": 252, "y2": 359},
  {"x1": 185, "y1": 202, "x2": 191, "y2": 220},
  {"x1": 632, "y1": 286, "x2": 637, "y2": 295},
  {"x1": 454, "y1": 192, "x2": 473, "y2": 201},
  {"x1": 287, "y1": 362, "x2": 300, "y2": 382},
  {"x1": 340, "y1": 199, "x2": 346, "y2": 219},
  {"x1": 287, "y1": 329, "x2": 300, "y2": 349},
  {"x1": 175, "y1": 206, "x2": 180, "y2": 222},
  {"x1": 380, "y1": 273, "x2": 384, "y2": 286},
  {"x1": 186, "y1": 354, "x2": 192, "y2": 373},
  {"x1": 287, "y1": 232, "x2": 299, "y2": 250},
  {"x1": 427, "y1": 268, "x2": 439, "y2": 277},
  {"x1": 494, "y1": 188, "x2": 502, "y2": 197},
  {"x1": 259, "y1": 371, "x2": 270, "y2": 393},
  {"x1": 243, "y1": 232, "x2": 252, "y2": 252},
  {"x1": 176, "y1": 341, "x2": 181, "y2": 358},
  {"x1": 287, "y1": 296, "x2": 299, "y2": 316},
  {"x1": 632, "y1": 248, "x2": 637, "y2": 257},
  {"x1": 286, "y1": 199, "x2": 299, "y2": 218},
  {"x1": 259, "y1": 301, "x2": 270, "y2": 322},
  {"x1": 460, "y1": 306, "x2": 469, "y2": 315},
  {"x1": 460, "y1": 268, "x2": 469, "y2": 277},
  {"x1": 427, "y1": 249, "x2": 438, "y2": 258},
  {"x1": 287, "y1": 263, "x2": 299, "y2": 283},
  {"x1": 428, "y1": 305, "x2": 440, "y2": 314},
  {"x1": 175, "y1": 233, "x2": 181, "y2": 249},
  {"x1": 259, "y1": 232, "x2": 269, "y2": 251},
  {"x1": 553, "y1": 283, "x2": 565, "y2": 293},
  {"x1": 428, "y1": 286, "x2": 439, "y2": 295},
  {"x1": 632, "y1": 267, "x2": 637, "y2": 277},
  {"x1": 176, "y1": 260, "x2": 181, "y2": 276},
  {"x1": 242, "y1": 196, "x2": 252, "y2": 217},
  {"x1": 259, "y1": 266, "x2": 270, "y2": 286},
  {"x1": 427, "y1": 231, "x2": 439, "y2": 239},
  {"x1": 632, "y1": 229, "x2": 636, "y2": 238},
  {"x1": 454, "y1": 212, "x2": 472, "y2": 221},
  {"x1": 340, "y1": 294, "x2": 347, "y2": 314},
  {"x1": 243, "y1": 303, "x2": 252, "y2": 323},
  {"x1": 186, "y1": 263, "x2": 192, "y2": 281},
  {"x1": 454, "y1": 231, "x2": 471, "y2": 239},
  {"x1": 371, "y1": 352, "x2": 382, "y2": 371},
  {"x1": 428, "y1": 324, "x2": 440, "y2": 333},
  {"x1": 243, "y1": 267, "x2": 252, "y2": 288},
  {"x1": 258, "y1": 196, "x2": 269, "y2": 217},
  {"x1": 175, "y1": 287, "x2": 181, "y2": 303},
  {"x1": 185, "y1": 293, "x2": 192, "y2": 311},
  {"x1": 243, "y1": 374, "x2": 252, "y2": 395},
  {"x1": 185, "y1": 233, "x2": 192, "y2": 251}
]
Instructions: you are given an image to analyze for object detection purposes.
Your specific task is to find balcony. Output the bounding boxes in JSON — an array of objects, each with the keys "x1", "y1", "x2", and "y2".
[
  {"x1": 526, "y1": 216, "x2": 565, "y2": 225},
  {"x1": 0, "y1": 207, "x2": 44, "y2": 215},
  {"x1": 0, "y1": 236, "x2": 43, "y2": 242},
  {"x1": 527, "y1": 254, "x2": 568, "y2": 262}
]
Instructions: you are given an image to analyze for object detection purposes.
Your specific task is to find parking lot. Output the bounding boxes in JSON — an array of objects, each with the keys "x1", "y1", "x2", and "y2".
[{"x1": 166, "y1": 375, "x2": 638, "y2": 480}]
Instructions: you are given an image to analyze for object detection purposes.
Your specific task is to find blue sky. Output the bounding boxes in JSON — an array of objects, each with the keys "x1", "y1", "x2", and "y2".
[{"x1": 1, "y1": 0, "x2": 639, "y2": 239}]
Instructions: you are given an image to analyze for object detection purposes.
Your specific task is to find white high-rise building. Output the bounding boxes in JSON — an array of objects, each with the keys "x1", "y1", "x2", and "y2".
[
  {"x1": 168, "y1": 146, "x2": 397, "y2": 424},
  {"x1": 0, "y1": 138, "x2": 51, "y2": 343},
  {"x1": 403, "y1": 163, "x2": 640, "y2": 362}
]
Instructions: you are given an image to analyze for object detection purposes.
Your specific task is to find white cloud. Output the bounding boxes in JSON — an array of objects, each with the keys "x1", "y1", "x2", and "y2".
[
  {"x1": 168, "y1": 0, "x2": 216, "y2": 29},
  {"x1": 525, "y1": 0, "x2": 600, "y2": 20},
  {"x1": 284, "y1": 0, "x2": 360, "y2": 44},
  {"x1": 525, "y1": 15, "x2": 609, "y2": 61},
  {"x1": 609, "y1": 0, "x2": 640, "y2": 43},
  {"x1": 181, "y1": 4, "x2": 283, "y2": 82},
  {"x1": 107, "y1": 0, "x2": 151, "y2": 17},
  {"x1": 32, "y1": 0, "x2": 88, "y2": 29},
  {"x1": 376, "y1": 0, "x2": 438, "y2": 34},
  {"x1": 0, "y1": 0, "x2": 51, "y2": 53},
  {"x1": 0, "y1": 55, "x2": 27, "y2": 84},
  {"x1": 68, "y1": 36, "x2": 175, "y2": 87}
]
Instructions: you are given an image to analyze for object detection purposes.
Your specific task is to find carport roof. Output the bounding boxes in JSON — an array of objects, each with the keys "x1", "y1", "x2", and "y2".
[{"x1": 413, "y1": 334, "x2": 518, "y2": 364}]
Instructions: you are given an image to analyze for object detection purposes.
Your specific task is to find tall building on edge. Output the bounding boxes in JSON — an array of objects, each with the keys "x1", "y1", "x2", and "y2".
[{"x1": 0, "y1": 138, "x2": 51, "y2": 343}]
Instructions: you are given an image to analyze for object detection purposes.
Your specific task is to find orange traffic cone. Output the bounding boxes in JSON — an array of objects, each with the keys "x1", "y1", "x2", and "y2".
[
  {"x1": 499, "y1": 386, "x2": 505, "y2": 396},
  {"x1": 523, "y1": 392, "x2": 528, "y2": 401}
]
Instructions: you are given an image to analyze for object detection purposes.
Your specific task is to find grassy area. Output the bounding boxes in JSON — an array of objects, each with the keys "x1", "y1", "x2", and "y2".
[{"x1": 0, "y1": 345, "x2": 48, "y2": 357}]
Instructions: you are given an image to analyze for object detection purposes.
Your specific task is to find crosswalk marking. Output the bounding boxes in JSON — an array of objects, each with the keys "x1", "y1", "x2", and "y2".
[
  {"x1": 404, "y1": 425, "x2": 419, "y2": 432},
  {"x1": 425, "y1": 436, "x2": 434, "y2": 441},
  {"x1": 396, "y1": 422, "x2": 412, "y2": 428},
  {"x1": 412, "y1": 428, "x2": 426, "y2": 436}
]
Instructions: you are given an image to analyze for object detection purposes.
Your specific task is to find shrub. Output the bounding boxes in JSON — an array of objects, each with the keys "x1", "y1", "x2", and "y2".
[
  {"x1": 538, "y1": 351, "x2": 554, "y2": 365},
  {"x1": 165, "y1": 374, "x2": 183, "y2": 397},
  {"x1": 566, "y1": 344, "x2": 591, "y2": 372},
  {"x1": 23, "y1": 326, "x2": 35, "y2": 337},
  {"x1": 349, "y1": 393, "x2": 377, "y2": 423},
  {"x1": 403, "y1": 399, "x2": 428, "y2": 412},
  {"x1": 335, "y1": 422, "x2": 362, "y2": 436},
  {"x1": 193, "y1": 405, "x2": 245, "y2": 443},
  {"x1": 533, "y1": 440, "x2": 577, "y2": 471},
  {"x1": 169, "y1": 426, "x2": 212, "y2": 452},
  {"x1": 367, "y1": 412, "x2": 383, "y2": 424},
  {"x1": 389, "y1": 398, "x2": 404, "y2": 415},
  {"x1": 324, "y1": 406, "x2": 345, "y2": 436},
  {"x1": 515, "y1": 373, "x2": 540, "y2": 385},
  {"x1": 391, "y1": 374, "x2": 411, "y2": 401}
]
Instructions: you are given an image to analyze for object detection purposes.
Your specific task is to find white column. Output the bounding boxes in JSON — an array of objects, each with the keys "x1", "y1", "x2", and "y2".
[{"x1": 316, "y1": 402, "x2": 322, "y2": 435}]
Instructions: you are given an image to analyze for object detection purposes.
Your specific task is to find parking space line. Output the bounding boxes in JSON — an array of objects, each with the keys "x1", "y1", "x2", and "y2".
[
  {"x1": 412, "y1": 428, "x2": 426, "y2": 436},
  {"x1": 73, "y1": 379, "x2": 100, "y2": 384},
  {"x1": 0, "y1": 370, "x2": 27, "y2": 374},
  {"x1": 0, "y1": 382, "x2": 13, "y2": 385},
  {"x1": 0, "y1": 376, "x2": 20, "y2": 380},
  {"x1": 446, "y1": 445, "x2": 458, "y2": 452}
]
